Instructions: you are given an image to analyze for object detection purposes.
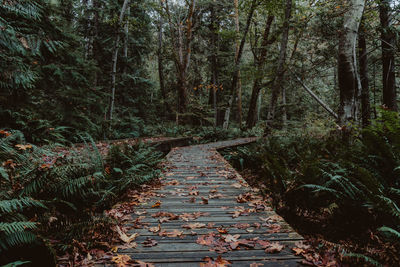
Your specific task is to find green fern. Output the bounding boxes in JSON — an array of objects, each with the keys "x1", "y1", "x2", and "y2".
[{"x1": 343, "y1": 253, "x2": 382, "y2": 267}]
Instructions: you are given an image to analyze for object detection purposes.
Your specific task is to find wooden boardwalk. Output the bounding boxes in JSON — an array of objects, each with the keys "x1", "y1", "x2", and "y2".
[{"x1": 111, "y1": 138, "x2": 304, "y2": 266}]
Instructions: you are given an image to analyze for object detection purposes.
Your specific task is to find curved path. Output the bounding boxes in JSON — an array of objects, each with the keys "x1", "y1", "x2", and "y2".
[{"x1": 113, "y1": 138, "x2": 304, "y2": 266}]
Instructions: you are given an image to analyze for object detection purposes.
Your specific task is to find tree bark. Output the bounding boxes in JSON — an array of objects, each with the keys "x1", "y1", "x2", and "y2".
[
  {"x1": 223, "y1": 0, "x2": 257, "y2": 129},
  {"x1": 358, "y1": 22, "x2": 371, "y2": 127},
  {"x1": 164, "y1": 0, "x2": 196, "y2": 113},
  {"x1": 157, "y1": 14, "x2": 171, "y2": 114},
  {"x1": 246, "y1": 15, "x2": 274, "y2": 129},
  {"x1": 337, "y1": 0, "x2": 365, "y2": 127},
  {"x1": 108, "y1": 0, "x2": 130, "y2": 120},
  {"x1": 379, "y1": 0, "x2": 397, "y2": 111},
  {"x1": 209, "y1": 4, "x2": 219, "y2": 127},
  {"x1": 266, "y1": 0, "x2": 292, "y2": 129}
]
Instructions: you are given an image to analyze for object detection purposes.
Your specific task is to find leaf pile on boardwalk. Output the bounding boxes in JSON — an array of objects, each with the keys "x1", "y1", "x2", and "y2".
[{"x1": 80, "y1": 139, "x2": 339, "y2": 267}]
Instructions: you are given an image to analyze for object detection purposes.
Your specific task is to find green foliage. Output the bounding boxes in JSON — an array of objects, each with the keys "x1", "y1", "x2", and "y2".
[
  {"x1": 0, "y1": 0, "x2": 156, "y2": 143},
  {"x1": 0, "y1": 130, "x2": 163, "y2": 264},
  {"x1": 223, "y1": 110, "x2": 400, "y2": 264}
]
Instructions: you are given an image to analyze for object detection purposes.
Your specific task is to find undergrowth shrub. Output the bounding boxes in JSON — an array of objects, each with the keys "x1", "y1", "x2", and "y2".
[
  {"x1": 222, "y1": 110, "x2": 400, "y2": 265},
  {"x1": 0, "y1": 130, "x2": 163, "y2": 266}
]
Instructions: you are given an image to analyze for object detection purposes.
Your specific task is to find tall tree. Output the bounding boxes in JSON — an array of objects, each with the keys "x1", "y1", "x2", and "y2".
[
  {"x1": 379, "y1": 0, "x2": 397, "y2": 111},
  {"x1": 337, "y1": 0, "x2": 365, "y2": 127},
  {"x1": 109, "y1": 0, "x2": 130, "y2": 120},
  {"x1": 359, "y1": 21, "x2": 371, "y2": 127},
  {"x1": 223, "y1": 0, "x2": 257, "y2": 129},
  {"x1": 246, "y1": 15, "x2": 274, "y2": 129},
  {"x1": 265, "y1": 0, "x2": 292, "y2": 129},
  {"x1": 157, "y1": 12, "x2": 171, "y2": 113},
  {"x1": 209, "y1": 2, "x2": 220, "y2": 127},
  {"x1": 164, "y1": 0, "x2": 196, "y2": 113}
]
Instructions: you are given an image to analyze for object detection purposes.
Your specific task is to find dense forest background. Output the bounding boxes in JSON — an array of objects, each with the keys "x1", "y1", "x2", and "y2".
[{"x1": 1, "y1": 0, "x2": 400, "y2": 266}]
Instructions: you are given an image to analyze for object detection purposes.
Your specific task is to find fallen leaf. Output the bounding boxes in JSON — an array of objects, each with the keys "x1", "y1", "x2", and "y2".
[
  {"x1": 292, "y1": 247, "x2": 305, "y2": 255},
  {"x1": 182, "y1": 223, "x2": 206, "y2": 229},
  {"x1": 151, "y1": 201, "x2": 161, "y2": 208},
  {"x1": 217, "y1": 227, "x2": 228, "y2": 234},
  {"x1": 148, "y1": 224, "x2": 161, "y2": 233},
  {"x1": 159, "y1": 229, "x2": 183, "y2": 237},
  {"x1": 134, "y1": 260, "x2": 156, "y2": 267},
  {"x1": 116, "y1": 226, "x2": 139, "y2": 244},
  {"x1": 224, "y1": 234, "x2": 240, "y2": 242},
  {"x1": 201, "y1": 197, "x2": 209, "y2": 204},
  {"x1": 15, "y1": 144, "x2": 32, "y2": 150},
  {"x1": 250, "y1": 263, "x2": 264, "y2": 267},
  {"x1": 189, "y1": 190, "x2": 199, "y2": 196},
  {"x1": 112, "y1": 254, "x2": 132, "y2": 267},
  {"x1": 265, "y1": 242, "x2": 284, "y2": 253},
  {"x1": 200, "y1": 256, "x2": 231, "y2": 267},
  {"x1": 232, "y1": 183, "x2": 242, "y2": 188},
  {"x1": 142, "y1": 238, "x2": 158, "y2": 247}
]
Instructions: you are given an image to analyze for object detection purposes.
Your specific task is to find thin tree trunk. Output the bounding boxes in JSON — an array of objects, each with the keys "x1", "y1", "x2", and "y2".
[
  {"x1": 379, "y1": 0, "x2": 397, "y2": 111},
  {"x1": 158, "y1": 15, "x2": 171, "y2": 114},
  {"x1": 358, "y1": 22, "x2": 371, "y2": 127},
  {"x1": 93, "y1": 0, "x2": 100, "y2": 87},
  {"x1": 109, "y1": 0, "x2": 130, "y2": 121},
  {"x1": 266, "y1": 0, "x2": 292, "y2": 130},
  {"x1": 246, "y1": 15, "x2": 274, "y2": 129},
  {"x1": 281, "y1": 85, "x2": 287, "y2": 128},
  {"x1": 234, "y1": 0, "x2": 242, "y2": 126},
  {"x1": 124, "y1": 6, "x2": 130, "y2": 59},
  {"x1": 223, "y1": 0, "x2": 257, "y2": 129},
  {"x1": 293, "y1": 72, "x2": 338, "y2": 119},
  {"x1": 337, "y1": 0, "x2": 365, "y2": 127},
  {"x1": 211, "y1": 5, "x2": 219, "y2": 127}
]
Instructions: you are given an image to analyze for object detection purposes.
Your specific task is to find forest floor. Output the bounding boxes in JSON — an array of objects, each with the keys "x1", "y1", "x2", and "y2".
[{"x1": 58, "y1": 138, "x2": 341, "y2": 266}]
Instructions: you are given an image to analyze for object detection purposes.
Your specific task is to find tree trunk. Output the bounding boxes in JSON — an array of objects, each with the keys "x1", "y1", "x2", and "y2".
[
  {"x1": 223, "y1": 0, "x2": 257, "y2": 129},
  {"x1": 246, "y1": 15, "x2": 274, "y2": 129},
  {"x1": 293, "y1": 73, "x2": 338, "y2": 119},
  {"x1": 358, "y1": 22, "x2": 371, "y2": 127},
  {"x1": 209, "y1": 4, "x2": 219, "y2": 127},
  {"x1": 164, "y1": 0, "x2": 196, "y2": 113},
  {"x1": 124, "y1": 6, "x2": 131, "y2": 73},
  {"x1": 93, "y1": 0, "x2": 100, "y2": 87},
  {"x1": 108, "y1": 0, "x2": 130, "y2": 121},
  {"x1": 379, "y1": 0, "x2": 397, "y2": 111},
  {"x1": 281, "y1": 85, "x2": 287, "y2": 128},
  {"x1": 266, "y1": 0, "x2": 292, "y2": 129},
  {"x1": 157, "y1": 14, "x2": 171, "y2": 114},
  {"x1": 234, "y1": 0, "x2": 242, "y2": 126},
  {"x1": 338, "y1": 0, "x2": 365, "y2": 127}
]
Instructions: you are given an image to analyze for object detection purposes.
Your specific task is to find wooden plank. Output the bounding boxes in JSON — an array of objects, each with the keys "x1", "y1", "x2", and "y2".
[{"x1": 108, "y1": 138, "x2": 303, "y2": 267}]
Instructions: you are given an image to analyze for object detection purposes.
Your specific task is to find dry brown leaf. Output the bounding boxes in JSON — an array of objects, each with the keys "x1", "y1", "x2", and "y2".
[
  {"x1": 148, "y1": 224, "x2": 161, "y2": 233},
  {"x1": 264, "y1": 242, "x2": 284, "y2": 253},
  {"x1": 182, "y1": 223, "x2": 206, "y2": 229},
  {"x1": 142, "y1": 238, "x2": 158, "y2": 247},
  {"x1": 115, "y1": 226, "x2": 139, "y2": 244},
  {"x1": 224, "y1": 234, "x2": 240, "y2": 242},
  {"x1": 112, "y1": 254, "x2": 132, "y2": 267},
  {"x1": 159, "y1": 229, "x2": 183, "y2": 237},
  {"x1": 151, "y1": 201, "x2": 161, "y2": 208},
  {"x1": 134, "y1": 260, "x2": 156, "y2": 267},
  {"x1": 232, "y1": 183, "x2": 242, "y2": 188}
]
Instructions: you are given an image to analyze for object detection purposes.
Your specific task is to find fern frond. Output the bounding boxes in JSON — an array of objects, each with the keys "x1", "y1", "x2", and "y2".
[
  {"x1": 343, "y1": 253, "x2": 382, "y2": 267},
  {"x1": 378, "y1": 226, "x2": 400, "y2": 241},
  {"x1": 0, "y1": 198, "x2": 46, "y2": 214},
  {"x1": 0, "y1": 221, "x2": 37, "y2": 235}
]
